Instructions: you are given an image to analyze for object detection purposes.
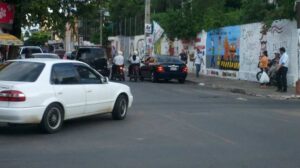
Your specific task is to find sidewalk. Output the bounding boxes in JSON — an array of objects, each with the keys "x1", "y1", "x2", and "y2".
[{"x1": 187, "y1": 73, "x2": 300, "y2": 100}]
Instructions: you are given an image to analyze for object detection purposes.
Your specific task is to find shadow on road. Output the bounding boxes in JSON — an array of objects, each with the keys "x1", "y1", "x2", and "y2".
[{"x1": 0, "y1": 113, "x2": 115, "y2": 135}]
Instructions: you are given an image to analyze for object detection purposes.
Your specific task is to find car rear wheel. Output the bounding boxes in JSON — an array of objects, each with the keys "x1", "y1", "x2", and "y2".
[
  {"x1": 140, "y1": 76, "x2": 144, "y2": 81},
  {"x1": 40, "y1": 103, "x2": 64, "y2": 134},
  {"x1": 112, "y1": 95, "x2": 128, "y2": 120}
]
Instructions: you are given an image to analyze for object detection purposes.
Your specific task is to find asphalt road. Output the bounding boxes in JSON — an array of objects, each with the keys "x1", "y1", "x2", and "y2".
[{"x1": 0, "y1": 80, "x2": 300, "y2": 168}]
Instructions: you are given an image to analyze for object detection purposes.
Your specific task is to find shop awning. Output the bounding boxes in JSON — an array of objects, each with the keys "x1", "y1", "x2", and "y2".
[{"x1": 0, "y1": 33, "x2": 23, "y2": 46}]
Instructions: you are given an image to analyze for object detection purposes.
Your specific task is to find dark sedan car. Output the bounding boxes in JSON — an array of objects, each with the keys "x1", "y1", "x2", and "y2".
[
  {"x1": 140, "y1": 55, "x2": 188, "y2": 83},
  {"x1": 76, "y1": 47, "x2": 110, "y2": 77}
]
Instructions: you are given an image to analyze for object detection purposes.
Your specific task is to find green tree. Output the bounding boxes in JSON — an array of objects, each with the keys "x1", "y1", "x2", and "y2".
[
  {"x1": 24, "y1": 31, "x2": 51, "y2": 46},
  {"x1": 3, "y1": 0, "x2": 107, "y2": 38}
]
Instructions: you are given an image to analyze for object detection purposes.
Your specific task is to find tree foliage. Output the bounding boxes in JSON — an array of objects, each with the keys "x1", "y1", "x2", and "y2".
[
  {"x1": 4, "y1": 0, "x2": 297, "y2": 41},
  {"x1": 151, "y1": 0, "x2": 296, "y2": 39},
  {"x1": 24, "y1": 31, "x2": 51, "y2": 46},
  {"x1": 3, "y1": 0, "x2": 106, "y2": 38}
]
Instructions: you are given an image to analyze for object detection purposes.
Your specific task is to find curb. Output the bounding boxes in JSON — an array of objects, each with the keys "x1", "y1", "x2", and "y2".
[{"x1": 187, "y1": 79, "x2": 298, "y2": 100}]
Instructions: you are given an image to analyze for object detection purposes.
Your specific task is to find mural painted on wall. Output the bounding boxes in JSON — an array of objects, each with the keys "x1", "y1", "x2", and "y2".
[
  {"x1": 266, "y1": 21, "x2": 290, "y2": 55},
  {"x1": 136, "y1": 38, "x2": 145, "y2": 58},
  {"x1": 206, "y1": 26, "x2": 240, "y2": 71}
]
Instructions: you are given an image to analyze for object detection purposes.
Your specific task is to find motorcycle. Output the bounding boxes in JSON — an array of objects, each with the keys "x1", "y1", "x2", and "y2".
[
  {"x1": 256, "y1": 60, "x2": 277, "y2": 86},
  {"x1": 129, "y1": 64, "x2": 140, "y2": 82},
  {"x1": 111, "y1": 65, "x2": 125, "y2": 81}
]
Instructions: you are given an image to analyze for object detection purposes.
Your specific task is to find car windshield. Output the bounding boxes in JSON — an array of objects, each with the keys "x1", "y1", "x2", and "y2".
[
  {"x1": 157, "y1": 56, "x2": 183, "y2": 64},
  {"x1": 77, "y1": 48, "x2": 106, "y2": 60},
  {"x1": 0, "y1": 62, "x2": 45, "y2": 82}
]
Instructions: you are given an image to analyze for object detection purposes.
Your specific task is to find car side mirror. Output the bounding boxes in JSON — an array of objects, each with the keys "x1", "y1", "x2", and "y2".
[{"x1": 101, "y1": 76, "x2": 109, "y2": 83}]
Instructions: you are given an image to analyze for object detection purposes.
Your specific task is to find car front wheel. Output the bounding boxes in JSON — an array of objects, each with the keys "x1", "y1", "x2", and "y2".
[
  {"x1": 112, "y1": 95, "x2": 128, "y2": 120},
  {"x1": 40, "y1": 103, "x2": 64, "y2": 134},
  {"x1": 151, "y1": 72, "x2": 158, "y2": 83}
]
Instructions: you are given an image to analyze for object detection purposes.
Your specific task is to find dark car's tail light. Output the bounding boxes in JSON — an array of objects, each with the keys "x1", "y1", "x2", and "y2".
[
  {"x1": 182, "y1": 66, "x2": 188, "y2": 73},
  {"x1": 156, "y1": 66, "x2": 165, "y2": 73},
  {"x1": 0, "y1": 90, "x2": 26, "y2": 102}
]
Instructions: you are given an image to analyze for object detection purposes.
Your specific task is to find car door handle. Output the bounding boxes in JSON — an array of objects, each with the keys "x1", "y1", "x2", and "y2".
[
  {"x1": 87, "y1": 90, "x2": 92, "y2": 93},
  {"x1": 57, "y1": 92, "x2": 63, "y2": 95}
]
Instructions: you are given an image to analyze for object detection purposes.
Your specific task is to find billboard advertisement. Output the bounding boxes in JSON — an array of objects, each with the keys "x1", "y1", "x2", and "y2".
[{"x1": 0, "y1": 3, "x2": 15, "y2": 24}]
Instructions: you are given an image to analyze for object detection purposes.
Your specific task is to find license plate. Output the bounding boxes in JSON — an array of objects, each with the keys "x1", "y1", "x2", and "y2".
[{"x1": 170, "y1": 67, "x2": 177, "y2": 71}]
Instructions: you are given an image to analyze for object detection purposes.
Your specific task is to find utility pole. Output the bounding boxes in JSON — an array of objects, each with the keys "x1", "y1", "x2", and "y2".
[
  {"x1": 145, "y1": 0, "x2": 151, "y2": 56},
  {"x1": 100, "y1": 11, "x2": 103, "y2": 46},
  {"x1": 295, "y1": 0, "x2": 300, "y2": 94}
]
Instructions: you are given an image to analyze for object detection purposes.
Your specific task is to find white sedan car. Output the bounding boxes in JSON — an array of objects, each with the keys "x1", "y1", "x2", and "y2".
[{"x1": 0, "y1": 59, "x2": 133, "y2": 133}]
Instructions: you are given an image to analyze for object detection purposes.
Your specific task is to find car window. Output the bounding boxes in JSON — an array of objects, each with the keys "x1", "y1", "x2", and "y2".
[
  {"x1": 0, "y1": 62, "x2": 45, "y2": 82},
  {"x1": 51, "y1": 64, "x2": 79, "y2": 85},
  {"x1": 34, "y1": 54, "x2": 60, "y2": 59},
  {"x1": 74, "y1": 65, "x2": 101, "y2": 84},
  {"x1": 21, "y1": 48, "x2": 42, "y2": 54},
  {"x1": 157, "y1": 56, "x2": 183, "y2": 64},
  {"x1": 77, "y1": 48, "x2": 106, "y2": 61},
  {"x1": 31, "y1": 48, "x2": 42, "y2": 54}
]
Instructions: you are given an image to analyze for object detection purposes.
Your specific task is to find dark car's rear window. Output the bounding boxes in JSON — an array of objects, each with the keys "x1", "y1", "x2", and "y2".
[
  {"x1": 33, "y1": 54, "x2": 60, "y2": 59},
  {"x1": 157, "y1": 56, "x2": 183, "y2": 64},
  {"x1": 21, "y1": 48, "x2": 42, "y2": 54},
  {"x1": 0, "y1": 62, "x2": 45, "y2": 82},
  {"x1": 77, "y1": 48, "x2": 106, "y2": 60}
]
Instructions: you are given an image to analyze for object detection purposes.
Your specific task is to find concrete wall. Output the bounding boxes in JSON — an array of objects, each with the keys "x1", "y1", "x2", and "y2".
[
  {"x1": 108, "y1": 19, "x2": 299, "y2": 85},
  {"x1": 239, "y1": 20, "x2": 298, "y2": 85}
]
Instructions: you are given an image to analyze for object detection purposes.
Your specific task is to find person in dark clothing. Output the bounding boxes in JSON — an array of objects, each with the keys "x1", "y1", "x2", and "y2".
[
  {"x1": 24, "y1": 48, "x2": 32, "y2": 59},
  {"x1": 179, "y1": 49, "x2": 188, "y2": 64},
  {"x1": 276, "y1": 47, "x2": 289, "y2": 92}
]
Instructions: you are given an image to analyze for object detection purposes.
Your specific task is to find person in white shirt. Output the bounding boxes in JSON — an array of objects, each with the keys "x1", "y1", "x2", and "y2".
[
  {"x1": 128, "y1": 51, "x2": 141, "y2": 76},
  {"x1": 276, "y1": 47, "x2": 289, "y2": 92},
  {"x1": 195, "y1": 48, "x2": 204, "y2": 77},
  {"x1": 113, "y1": 51, "x2": 125, "y2": 66},
  {"x1": 112, "y1": 51, "x2": 125, "y2": 79}
]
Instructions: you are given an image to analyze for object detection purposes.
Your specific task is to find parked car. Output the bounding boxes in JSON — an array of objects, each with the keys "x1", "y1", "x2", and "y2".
[
  {"x1": 54, "y1": 49, "x2": 66, "y2": 59},
  {"x1": 0, "y1": 59, "x2": 133, "y2": 133},
  {"x1": 140, "y1": 55, "x2": 188, "y2": 83},
  {"x1": 31, "y1": 53, "x2": 60, "y2": 59},
  {"x1": 18, "y1": 46, "x2": 43, "y2": 58},
  {"x1": 76, "y1": 47, "x2": 110, "y2": 77}
]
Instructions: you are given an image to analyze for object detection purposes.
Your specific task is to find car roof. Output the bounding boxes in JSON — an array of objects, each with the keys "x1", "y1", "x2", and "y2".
[
  {"x1": 32, "y1": 53, "x2": 58, "y2": 56},
  {"x1": 20, "y1": 46, "x2": 42, "y2": 49},
  {"x1": 78, "y1": 47, "x2": 104, "y2": 49},
  {"x1": 10, "y1": 59, "x2": 84, "y2": 65}
]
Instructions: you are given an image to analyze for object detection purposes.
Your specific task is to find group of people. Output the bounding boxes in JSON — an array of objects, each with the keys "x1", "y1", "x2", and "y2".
[
  {"x1": 111, "y1": 50, "x2": 141, "y2": 79},
  {"x1": 179, "y1": 48, "x2": 205, "y2": 78},
  {"x1": 258, "y1": 47, "x2": 289, "y2": 92}
]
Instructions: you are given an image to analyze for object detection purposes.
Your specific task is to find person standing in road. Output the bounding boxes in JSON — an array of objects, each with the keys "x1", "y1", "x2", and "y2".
[
  {"x1": 195, "y1": 48, "x2": 204, "y2": 77},
  {"x1": 276, "y1": 47, "x2": 289, "y2": 92}
]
